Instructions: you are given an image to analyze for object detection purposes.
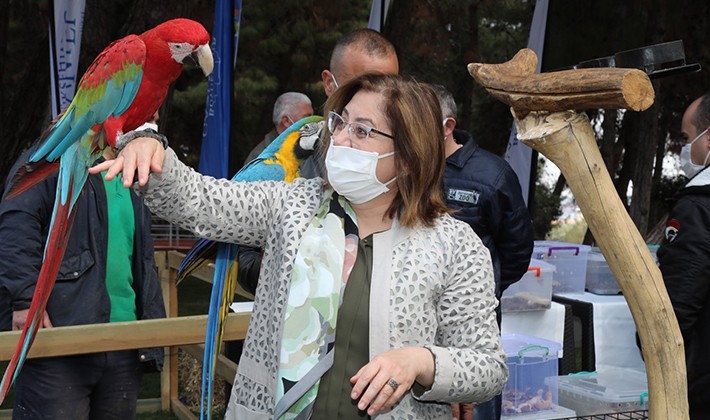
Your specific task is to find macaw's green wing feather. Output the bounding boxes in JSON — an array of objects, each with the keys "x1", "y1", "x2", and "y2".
[
  {"x1": 5, "y1": 36, "x2": 145, "y2": 202},
  {"x1": 31, "y1": 35, "x2": 146, "y2": 163}
]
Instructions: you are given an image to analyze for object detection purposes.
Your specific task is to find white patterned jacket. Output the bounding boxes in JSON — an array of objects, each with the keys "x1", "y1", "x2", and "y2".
[{"x1": 141, "y1": 148, "x2": 508, "y2": 419}]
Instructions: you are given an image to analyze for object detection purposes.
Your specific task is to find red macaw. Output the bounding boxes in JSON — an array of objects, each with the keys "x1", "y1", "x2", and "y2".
[{"x1": 0, "y1": 18, "x2": 214, "y2": 403}]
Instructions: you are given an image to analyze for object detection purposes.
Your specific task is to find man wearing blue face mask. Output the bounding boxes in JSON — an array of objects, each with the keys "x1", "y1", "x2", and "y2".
[{"x1": 657, "y1": 92, "x2": 710, "y2": 419}]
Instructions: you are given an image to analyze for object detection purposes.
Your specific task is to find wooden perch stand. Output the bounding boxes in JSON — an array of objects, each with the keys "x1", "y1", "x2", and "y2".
[
  {"x1": 467, "y1": 48, "x2": 655, "y2": 117},
  {"x1": 468, "y1": 48, "x2": 687, "y2": 419}
]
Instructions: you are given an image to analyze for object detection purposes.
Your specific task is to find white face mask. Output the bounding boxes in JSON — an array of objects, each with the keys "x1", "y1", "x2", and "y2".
[
  {"x1": 680, "y1": 128, "x2": 710, "y2": 178},
  {"x1": 325, "y1": 140, "x2": 396, "y2": 204}
]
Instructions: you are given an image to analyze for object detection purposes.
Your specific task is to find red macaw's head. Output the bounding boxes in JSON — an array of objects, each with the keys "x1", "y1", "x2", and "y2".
[{"x1": 140, "y1": 18, "x2": 214, "y2": 78}]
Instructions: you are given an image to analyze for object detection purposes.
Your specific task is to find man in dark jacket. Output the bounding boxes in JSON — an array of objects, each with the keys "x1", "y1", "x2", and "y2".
[
  {"x1": 0, "y1": 144, "x2": 166, "y2": 419},
  {"x1": 433, "y1": 85, "x2": 534, "y2": 420},
  {"x1": 657, "y1": 92, "x2": 710, "y2": 419}
]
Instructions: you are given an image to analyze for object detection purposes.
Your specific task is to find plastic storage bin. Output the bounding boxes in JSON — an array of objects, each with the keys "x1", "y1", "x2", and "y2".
[
  {"x1": 585, "y1": 247, "x2": 620, "y2": 295},
  {"x1": 502, "y1": 334, "x2": 561, "y2": 417},
  {"x1": 551, "y1": 368, "x2": 649, "y2": 416},
  {"x1": 501, "y1": 404, "x2": 576, "y2": 420},
  {"x1": 501, "y1": 259, "x2": 556, "y2": 312},
  {"x1": 533, "y1": 240, "x2": 591, "y2": 294}
]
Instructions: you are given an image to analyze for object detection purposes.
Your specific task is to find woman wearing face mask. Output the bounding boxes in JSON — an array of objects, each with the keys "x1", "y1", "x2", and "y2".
[{"x1": 91, "y1": 74, "x2": 507, "y2": 420}]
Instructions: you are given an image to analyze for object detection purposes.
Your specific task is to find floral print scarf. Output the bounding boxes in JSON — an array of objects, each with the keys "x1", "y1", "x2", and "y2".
[{"x1": 275, "y1": 192, "x2": 359, "y2": 419}]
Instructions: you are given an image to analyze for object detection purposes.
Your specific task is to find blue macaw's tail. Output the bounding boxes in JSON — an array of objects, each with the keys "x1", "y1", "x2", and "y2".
[{"x1": 200, "y1": 243, "x2": 239, "y2": 420}]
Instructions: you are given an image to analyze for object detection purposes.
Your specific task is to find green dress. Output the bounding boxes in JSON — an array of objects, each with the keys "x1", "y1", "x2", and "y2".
[{"x1": 311, "y1": 234, "x2": 374, "y2": 419}]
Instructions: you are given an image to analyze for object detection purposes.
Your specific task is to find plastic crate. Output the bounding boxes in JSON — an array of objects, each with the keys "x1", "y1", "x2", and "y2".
[
  {"x1": 501, "y1": 403, "x2": 576, "y2": 419},
  {"x1": 585, "y1": 248, "x2": 620, "y2": 295},
  {"x1": 571, "y1": 411, "x2": 648, "y2": 419},
  {"x1": 502, "y1": 334, "x2": 562, "y2": 417},
  {"x1": 551, "y1": 369, "x2": 649, "y2": 417},
  {"x1": 533, "y1": 241, "x2": 591, "y2": 294},
  {"x1": 585, "y1": 245, "x2": 659, "y2": 295},
  {"x1": 502, "y1": 259, "x2": 556, "y2": 312}
]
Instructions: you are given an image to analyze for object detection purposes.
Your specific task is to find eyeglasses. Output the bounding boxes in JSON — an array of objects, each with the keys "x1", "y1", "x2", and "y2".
[{"x1": 327, "y1": 111, "x2": 394, "y2": 142}]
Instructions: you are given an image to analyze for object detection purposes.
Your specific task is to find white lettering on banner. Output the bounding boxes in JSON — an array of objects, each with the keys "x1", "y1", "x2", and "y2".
[
  {"x1": 51, "y1": 0, "x2": 85, "y2": 117},
  {"x1": 57, "y1": 12, "x2": 79, "y2": 111},
  {"x1": 447, "y1": 188, "x2": 480, "y2": 205}
]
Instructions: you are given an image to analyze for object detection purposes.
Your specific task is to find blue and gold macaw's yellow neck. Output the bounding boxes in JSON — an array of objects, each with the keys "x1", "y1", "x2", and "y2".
[
  {"x1": 264, "y1": 119, "x2": 323, "y2": 182},
  {"x1": 241, "y1": 115, "x2": 323, "y2": 183}
]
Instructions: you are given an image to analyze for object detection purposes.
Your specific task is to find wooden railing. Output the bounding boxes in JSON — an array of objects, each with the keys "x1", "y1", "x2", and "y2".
[{"x1": 0, "y1": 250, "x2": 252, "y2": 419}]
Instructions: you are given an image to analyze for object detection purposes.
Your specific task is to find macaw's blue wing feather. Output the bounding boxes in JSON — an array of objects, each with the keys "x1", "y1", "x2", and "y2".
[
  {"x1": 31, "y1": 36, "x2": 145, "y2": 164},
  {"x1": 176, "y1": 238, "x2": 218, "y2": 285},
  {"x1": 184, "y1": 115, "x2": 323, "y2": 419}
]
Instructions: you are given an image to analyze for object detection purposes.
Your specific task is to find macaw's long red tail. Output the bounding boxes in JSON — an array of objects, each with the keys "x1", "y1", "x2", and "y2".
[
  {"x1": 4, "y1": 160, "x2": 60, "y2": 201},
  {"x1": 0, "y1": 191, "x2": 77, "y2": 404}
]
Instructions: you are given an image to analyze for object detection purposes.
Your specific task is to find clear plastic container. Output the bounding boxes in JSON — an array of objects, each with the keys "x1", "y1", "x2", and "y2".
[
  {"x1": 585, "y1": 248, "x2": 620, "y2": 295},
  {"x1": 502, "y1": 334, "x2": 562, "y2": 416},
  {"x1": 533, "y1": 241, "x2": 591, "y2": 294},
  {"x1": 501, "y1": 259, "x2": 555, "y2": 312},
  {"x1": 550, "y1": 368, "x2": 649, "y2": 416}
]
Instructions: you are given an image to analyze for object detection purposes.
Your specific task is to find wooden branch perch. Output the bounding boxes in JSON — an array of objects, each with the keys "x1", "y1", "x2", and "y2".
[
  {"x1": 467, "y1": 49, "x2": 687, "y2": 420},
  {"x1": 467, "y1": 48, "x2": 655, "y2": 117}
]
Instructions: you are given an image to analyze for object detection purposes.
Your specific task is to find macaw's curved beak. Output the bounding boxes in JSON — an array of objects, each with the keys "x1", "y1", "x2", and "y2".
[{"x1": 192, "y1": 43, "x2": 214, "y2": 77}]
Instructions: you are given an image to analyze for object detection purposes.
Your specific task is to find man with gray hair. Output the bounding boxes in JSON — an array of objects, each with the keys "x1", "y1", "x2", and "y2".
[{"x1": 243, "y1": 91, "x2": 313, "y2": 165}]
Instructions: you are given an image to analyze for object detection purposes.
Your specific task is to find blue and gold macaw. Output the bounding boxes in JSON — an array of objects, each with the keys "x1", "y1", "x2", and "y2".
[{"x1": 178, "y1": 115, "x2": 323, "y2": 419}]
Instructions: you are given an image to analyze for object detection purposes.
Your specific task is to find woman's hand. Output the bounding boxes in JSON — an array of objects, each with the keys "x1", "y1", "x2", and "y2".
[
  {"x1": 350, "y1": 346, "x2": 434, "y2": 416},
  {"x1": 89, "y1": 137, "x2": 165, "y2": 187}
]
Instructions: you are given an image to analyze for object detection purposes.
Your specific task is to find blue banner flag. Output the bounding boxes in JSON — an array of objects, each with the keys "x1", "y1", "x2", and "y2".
[
  {"x1": 199, "y1": 0, "x2": 242, "y2": 178},
  {"x1": 367, "y1": 0, "x2": 391, "y2": 32}
]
